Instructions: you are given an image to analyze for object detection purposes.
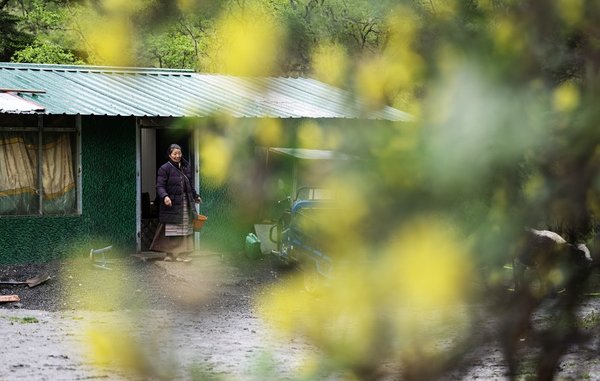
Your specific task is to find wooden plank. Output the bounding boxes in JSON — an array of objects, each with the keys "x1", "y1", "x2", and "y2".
[
  {"x1": 131, "y1": 252, "x2": 167, "y2": 262},
  {"x1": 0, "y1": 295, "x2": 20, "y2": 303},
  {"x1": 0, "y1": 88, "x2": 46, "y2": 94}
]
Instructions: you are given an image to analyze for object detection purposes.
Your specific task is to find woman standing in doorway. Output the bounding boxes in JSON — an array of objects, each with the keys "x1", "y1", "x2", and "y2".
[{"x1": 150, "y1": 144, "x2": 201, "y2": 262}]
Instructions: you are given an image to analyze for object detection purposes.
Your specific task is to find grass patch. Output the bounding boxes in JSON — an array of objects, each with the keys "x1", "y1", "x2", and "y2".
[
  {"x1": 8, "y1": 316, "x2": 39, "y2": 324},
  {"x1": 188, "y1": 363, "x2": 227, "y2": 381}
]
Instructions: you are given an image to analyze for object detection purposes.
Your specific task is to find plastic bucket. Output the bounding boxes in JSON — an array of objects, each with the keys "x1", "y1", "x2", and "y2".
[
  {"x1": 193, "y1": 214, "x2": 208, "y2": 232},
  {"x1": 245, "y1": 233, "x2": 262, "y2": 259}
]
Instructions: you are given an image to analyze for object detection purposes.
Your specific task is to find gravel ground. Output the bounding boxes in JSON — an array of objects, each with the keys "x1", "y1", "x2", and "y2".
[
  {"x1": 0, "y1": 251, "x2": 275, "y2": 312},
  {"x1": 1, "y1": 251, "x2": 600, "y2": 380},
  {"x1": 0, "y1": 251, "x2": 316, "y2": 381}
]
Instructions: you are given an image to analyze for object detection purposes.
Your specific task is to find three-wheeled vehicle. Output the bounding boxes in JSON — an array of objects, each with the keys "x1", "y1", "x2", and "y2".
[
  {"x1": 270, "y1": 186, "x2": 334, "y2": 278},
  {"x1": 265, "y1": 148, "x2": 352, "y2": 291}
]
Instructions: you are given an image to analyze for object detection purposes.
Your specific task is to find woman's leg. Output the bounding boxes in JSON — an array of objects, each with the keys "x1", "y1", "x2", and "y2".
[{"x1": 170, "y1": 234, "x2": 194, "y2": 261}]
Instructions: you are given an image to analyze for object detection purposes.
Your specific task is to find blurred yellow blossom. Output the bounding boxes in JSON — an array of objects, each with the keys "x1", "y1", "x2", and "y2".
[
  {"x1": 555, "y1": 0, "x2": 584, "y2": 26},
  {"x1": 493, "y1": 17, "x2": 525, "y2": 56},
  {"x1": 72, "y1": 0, "x2": 155, "y2": 65},
  {"x1": 102, "y1": 0, "x2": 146, "y2": 13},
  {"x1": 355, "y1": 55, "x2": 389, "y2": 108},
  {"x1": 86, "y1": 17, "x2": 134, "y2": 66},
  {"x1": 258, "y1": 260, "x2": 379, "y2": 365},
  {"x1": 86, "y1": 326, "x2": 140, "y2": 368},
  {"x1": 258, "y1": 215, "x2": 474, "y2": 369},
  {"x1": 355, "y1": 8, "x2": 423, "y2": 111},
  {"x1": 429, "y1": 0, "x2": 458, "y2": 20},
  {"x1": 200, "y1": 134, "x2": 232, "y2": 185},
  {"x1": 378, "y1": 217, "x2": 474, "y2": 311},
  {"x1": 255, "y1": 118, "x2": 283, "y2": 147},
  {"x1": 386, "y1": 6, "x2": 418, "y2": 49},
  {"x1": 553, "y1": 81, "x2": 580, "y2": 113},
  {"x1": 356, "y1": 55, "x2": 416, "y2": 110},
  {"x1": 297, "y1": 120, "x2": 324, "y2": 148},
  {"x1": 176, "y1": 0, "x2": 196, "y2": 12},
  {"x1": 311, "y1": 42, "x2": 349, "y2": 87},
  {"x1": 208, "y1": 3, "x2": 285, "y2": 76}
]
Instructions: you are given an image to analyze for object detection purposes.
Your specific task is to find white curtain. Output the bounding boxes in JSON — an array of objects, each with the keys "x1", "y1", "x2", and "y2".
[{"x1": 0, "y1": 132, "x2": 75, "y2": 215}]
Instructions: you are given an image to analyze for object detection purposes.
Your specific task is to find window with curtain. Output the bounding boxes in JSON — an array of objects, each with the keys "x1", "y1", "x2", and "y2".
[{"x1": 0, "y1": 130, "x2": 77, "y2": 215}]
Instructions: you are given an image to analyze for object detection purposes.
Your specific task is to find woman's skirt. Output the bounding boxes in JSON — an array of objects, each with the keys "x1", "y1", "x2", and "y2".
[{"x1": 150, "y1": 200, "x2": 194, "y2": 254}]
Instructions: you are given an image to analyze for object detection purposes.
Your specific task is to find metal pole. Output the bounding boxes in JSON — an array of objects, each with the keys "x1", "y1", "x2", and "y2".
[
  {"x1": 135, "y1": 117, "x2": 142, "y2": 253},
  {"x1": 193, "y1": 124, "x2": 201, "y2": 252},
  {"x1": 76, "y1": 115, "x2": 82, "y2": 214},
  {"x1": 37, "y1": 114, "x2": 43, "y2": 215}
]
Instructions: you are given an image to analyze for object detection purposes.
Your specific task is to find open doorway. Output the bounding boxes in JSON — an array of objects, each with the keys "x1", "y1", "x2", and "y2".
[{"x1": 140, "y1": 126, "x2": 194, "y2": 251}]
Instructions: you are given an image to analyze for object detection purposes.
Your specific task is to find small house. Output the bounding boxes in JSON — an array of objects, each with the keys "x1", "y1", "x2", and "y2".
[{"x1": 0, "y1": 62, "x2": 410, "y2": 263}]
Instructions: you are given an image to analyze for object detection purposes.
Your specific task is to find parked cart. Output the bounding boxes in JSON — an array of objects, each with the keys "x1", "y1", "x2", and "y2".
[
  {"x1": 264, "y1": 147, "x2": 353, "y2": 291},
  {"x1": 271, "y1": 187, "x2": 333, "y2": 266}
]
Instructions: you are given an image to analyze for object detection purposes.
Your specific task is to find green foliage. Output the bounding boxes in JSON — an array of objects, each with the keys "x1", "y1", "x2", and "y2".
[
  {"x1": 3, "y1": 0, "x2": 391, "y2": 73},
  {"x1": 275, "y1": 0, "x2": 386, "y2": 74},
  {"x1": 3, "y1": 0, "x2": 86, "y2": 64},
  {"x1": 12, "y1": 38, "x2": 84, "y2": 64},
  {"x1": 140, "y1": 31, "x2": 197, "y2": 69},
  {"x1": 18, "y1": 0, "x2": 65, "y2": 33},
  {"x1": 0, "y1": 10, "x2": 34, "y2": 61},
  {"x1": 137, "y1": 16, "x2": 214, "y2": 69}
]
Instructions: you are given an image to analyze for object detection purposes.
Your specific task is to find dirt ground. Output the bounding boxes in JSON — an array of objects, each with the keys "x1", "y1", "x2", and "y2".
[
  {"x1": 0, "y1": 251, "x2": 599, "y2": 380},
  {"x1": 0, "y1": 251, "x2": 316, "y2": 380}
]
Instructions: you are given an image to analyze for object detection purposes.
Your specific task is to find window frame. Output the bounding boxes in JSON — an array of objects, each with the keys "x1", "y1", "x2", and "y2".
[{"x1": 0, "y1": 114, "x2": 82, "y2": 216}]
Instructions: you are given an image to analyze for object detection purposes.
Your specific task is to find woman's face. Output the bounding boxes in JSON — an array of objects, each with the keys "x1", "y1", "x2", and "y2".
[{"x1": 169, "y1": 148, "x2": 182, "y2": 163}]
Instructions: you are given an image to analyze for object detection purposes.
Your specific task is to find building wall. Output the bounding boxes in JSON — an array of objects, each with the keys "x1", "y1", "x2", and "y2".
[
  {"x1": 80, "y1": 116, "x2": 137, "y2": 256},
  {"x1": 0, "y1": 116, "x2": 137, "y2": 264}
]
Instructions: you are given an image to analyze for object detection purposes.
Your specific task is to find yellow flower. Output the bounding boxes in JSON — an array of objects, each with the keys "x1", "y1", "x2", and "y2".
[
  {"x1": 311, "y1": 42, "x2": 349, "y2": 87},
  {"x1": 209, "y1": 4, "x2": 285, "y2": 76},
  {"x1": 553, "y1": 81, "x2": 580, "y2": 113}
]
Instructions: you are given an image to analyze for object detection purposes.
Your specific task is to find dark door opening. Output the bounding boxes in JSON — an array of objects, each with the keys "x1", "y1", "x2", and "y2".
[{"x1": 140, "y1": 127, "x2": 193, "y2": 251}]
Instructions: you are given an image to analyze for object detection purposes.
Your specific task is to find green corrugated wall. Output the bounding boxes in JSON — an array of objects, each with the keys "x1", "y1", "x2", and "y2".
[
  {"x1": 79, "y1": 116, "x2": 137, "y2": 256},
  {"x1": 197, "y1": 180, "x2": 249, "y2": 254}
]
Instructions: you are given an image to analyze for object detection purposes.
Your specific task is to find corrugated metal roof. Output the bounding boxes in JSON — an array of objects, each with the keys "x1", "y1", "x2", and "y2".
[
  {"x1": 0, "y1": 92, "x2": 45, "y2": 113},
  {"x1": 269, "y1": 147, "x2": 353, "y2": 160},
  {"x1": 0, "y1": 63, "x2": 412, "y2": 121}
]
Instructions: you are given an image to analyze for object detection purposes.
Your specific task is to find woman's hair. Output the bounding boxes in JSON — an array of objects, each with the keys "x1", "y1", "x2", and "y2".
[{"x1": 168, "y1": 144, "x2": 182, "y2": 156}]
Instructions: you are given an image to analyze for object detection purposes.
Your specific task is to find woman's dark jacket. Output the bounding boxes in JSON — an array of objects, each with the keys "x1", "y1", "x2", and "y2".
[{"x1": 156, "y1": 158, "x2": 198, "y2": 224}]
